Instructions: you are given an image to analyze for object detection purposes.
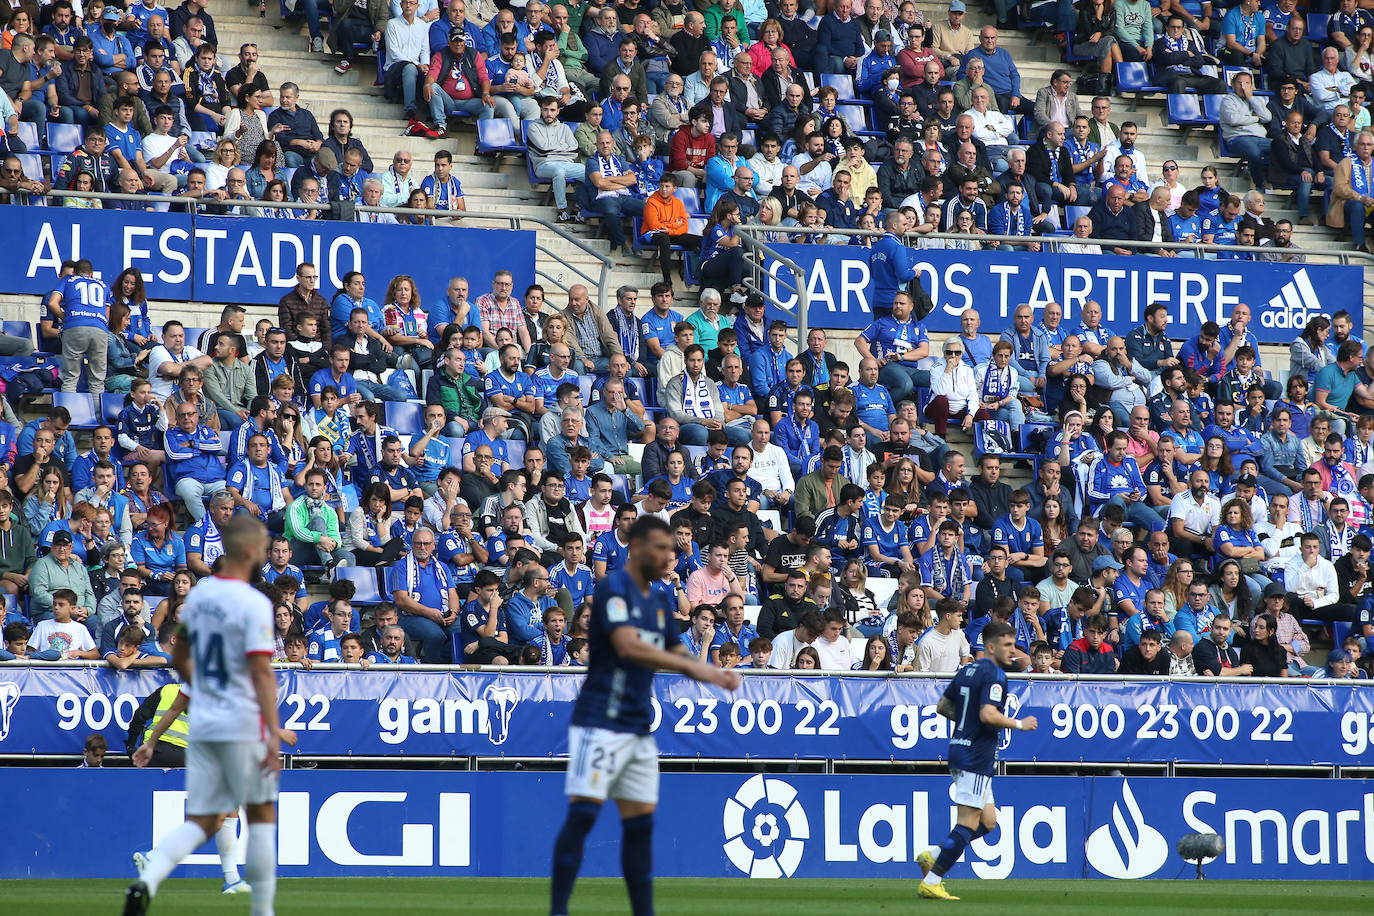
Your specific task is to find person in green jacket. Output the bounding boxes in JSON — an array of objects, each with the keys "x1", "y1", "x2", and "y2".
[
  {"x1": 425, "y1": 347, "x2": 483, "y2": 435},
  {"x1": 703, "y1": 0, "x2": 748, "y2": 41},
  {"x1": 0, "y1": 489, "x2": 36, "y2": 599},
  {"x1": 285, "y1": 469, "x2": 353, "y2": 569}
]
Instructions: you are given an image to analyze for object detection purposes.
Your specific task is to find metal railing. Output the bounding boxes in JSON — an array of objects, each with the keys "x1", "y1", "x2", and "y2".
[
  {"x1": 735, "y1": 222, "x2": 1374, "y2": 343},
  {"x1": 21, "y1": 188, "x2": 616, "y2": 313},
  {"x1": 2, "y1": 658, "x2": 1367, "y2": 685}
]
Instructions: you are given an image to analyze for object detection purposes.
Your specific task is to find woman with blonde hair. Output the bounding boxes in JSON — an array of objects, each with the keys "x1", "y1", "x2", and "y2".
[{"x1": 1161, "y1": 558, "x2": 1195, "y2": 620}]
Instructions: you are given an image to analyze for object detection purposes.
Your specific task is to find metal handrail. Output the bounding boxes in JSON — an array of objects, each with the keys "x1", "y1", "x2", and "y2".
[
  {"x1": 737, "y1": 222, "x2": 1374, "y2": 264},
  {"x1": 3, "y1": 659, "x2": 1367, "y2": 685},
  {"x1": 22, "y1": 188, "x2": 615, "y2": 314}
]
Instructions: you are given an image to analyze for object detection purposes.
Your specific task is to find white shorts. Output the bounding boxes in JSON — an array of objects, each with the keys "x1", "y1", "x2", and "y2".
[
  {"x1": 951, "y1": 769, "x2": 994, "y2": 809},
  {"x1": 186, "y1": 739, "x2": 279, "y2": 816},
  {"x1": 565, "y1": 725, "x2": 659, "y2": 805}
]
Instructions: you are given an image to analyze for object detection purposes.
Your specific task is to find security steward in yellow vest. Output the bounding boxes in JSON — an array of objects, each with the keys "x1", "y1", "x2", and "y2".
[{"x1": 126, "y1": 683, "x2": 190, "y2": 767}]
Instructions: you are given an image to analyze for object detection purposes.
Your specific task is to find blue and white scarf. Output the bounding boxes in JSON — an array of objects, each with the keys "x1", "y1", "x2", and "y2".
[
  {"x1": 404, "y1": 553, "x2": 451, "y2": 616},
  {"x1": 681, "y1": 373, "x2": 715, "y2": 418}
]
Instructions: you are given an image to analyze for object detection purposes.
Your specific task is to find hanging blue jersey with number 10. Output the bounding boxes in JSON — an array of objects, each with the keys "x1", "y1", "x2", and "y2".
[
  {"x1": 943, "y1": 657, "x2": 1008, "y2": 777},
  {"x1": 59, "y1": 275, "x2": 111, "y2": 330},
  {"x1": 571, "y1": 568, "x2": 676, "y2": 735}
]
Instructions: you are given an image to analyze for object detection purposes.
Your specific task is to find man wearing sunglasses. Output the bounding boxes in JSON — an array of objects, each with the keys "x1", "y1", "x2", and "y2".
[{"x1": 0, "y1": 155, "x2": 48, "y2": 205}]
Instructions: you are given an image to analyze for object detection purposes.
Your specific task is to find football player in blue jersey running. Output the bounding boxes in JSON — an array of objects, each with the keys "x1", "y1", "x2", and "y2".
[
  {"x1": 550, "y1": 516, "x2": 741, "y2": 916},
  {"x1": 916, "y1": 620, "x2": 1038, "y2": 901}
]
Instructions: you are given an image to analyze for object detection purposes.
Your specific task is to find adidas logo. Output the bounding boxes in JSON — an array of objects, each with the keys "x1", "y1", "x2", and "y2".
[{"x1": 1259, "y1": 269, "x2": 1325, "y2": 329}]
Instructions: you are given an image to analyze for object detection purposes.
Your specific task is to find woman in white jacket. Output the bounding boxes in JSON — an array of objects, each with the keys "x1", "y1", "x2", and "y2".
[
  {"x1": 925, "y1": 338, "x2": 989, "y2": 436},
  {"x1": 963, "y1": 87, "x2": 1014, "y2": 173}
]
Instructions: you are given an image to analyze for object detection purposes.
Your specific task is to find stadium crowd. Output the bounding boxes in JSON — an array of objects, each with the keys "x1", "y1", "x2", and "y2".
[
  {"x1": 0, "y1": 245, "x2": 1372, "y2": 682},
  {"x1": 4, "y1": 0, "x2": 1374, "y2": 276},
  {"x1": 0, "y1": 0, "x2": 1372, "y2": 682}
]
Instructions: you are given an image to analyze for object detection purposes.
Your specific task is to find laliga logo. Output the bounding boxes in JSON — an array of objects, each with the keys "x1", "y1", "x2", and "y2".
[
  {"x1": 0, "y1": 682, "x2": 17, "y2": 740},
  {"x1": 722, "y1": 775, "x2": 810, "y2": 878},
  {"x1": 998, "y1": 692, "x2": 1023, "y2": 752},
  {"x1": 1085, "y1": 780, "x2": 1170, "y2": 879},
  {"x1": 483, "y1": 684, "x2": 519, "y2": 745}
]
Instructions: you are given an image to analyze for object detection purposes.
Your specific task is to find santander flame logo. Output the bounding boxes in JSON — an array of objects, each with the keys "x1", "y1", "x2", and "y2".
[{"x1": 1084, "y1": 779, "x2": 1169, "y2": 879}]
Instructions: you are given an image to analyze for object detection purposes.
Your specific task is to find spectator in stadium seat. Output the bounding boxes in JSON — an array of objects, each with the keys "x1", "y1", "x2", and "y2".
[
  {"x1": 584, "y1": 130, "x2": 645, "y2": 256},
  {"x1": 1219, "y1": 0, "x2": 1265, "y2": 67},
  {"x1": 1328, "y1": 129, "x2": 1374, "y2": 248},
  {"x1": 931, "y1": 1, "x2": 974, "y2": 71},
  {"x1": 1132, "y1": 186, "x2": 1176, "y2": 255},
  {"x1": 816, "y1": 2, "x2": 863, "y2": 75},
  {"x1": 1312, "y1": 46, "x2": 1358, "y2": 114},
  {"x1": 1087, "y1": 184, "x2": 1135, "y2": 254},
  {"x1": 1265, "y1": 15, "x2": 1316, "y2": 89},
  {"x1": 278, "y1": 263, "x2": 331, "y2": 345},
  {"x1": 1152, "y1": 16, "x2": 1226, "y2": 94},
  {"x1": 1219, "y1": 71, "x2": 1272, "y2": 191},
  {"x1": 1024, "y1": 121, "x2": 1078, "y2": 212},
  {"x1": 163, "y1": 402, "x2": 226, "y2": 521},
  {"x1": 1061, "y1": 613, "x2": 1118, "y2": 672},
  {"x1": 1269, "y1": 111, "x2": 1320, "y2": 224},
  {"x1": 1112, "y1": 0, "x2": 1156, "y2": 64},
  {"x1": 386, "y1": 526, "x2": 458, "y2": 662},
  {"x1": 960, "y1": 26, "x2": 1029, "y2": 115},
  {"x1": 1191, "y1": 613, "x2": 1252, "y2": 675}
]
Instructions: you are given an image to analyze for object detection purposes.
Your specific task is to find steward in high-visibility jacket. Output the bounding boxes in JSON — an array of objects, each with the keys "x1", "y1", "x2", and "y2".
[{"x1": 126, "y1": 683, "x2": 189, "y2": 767}]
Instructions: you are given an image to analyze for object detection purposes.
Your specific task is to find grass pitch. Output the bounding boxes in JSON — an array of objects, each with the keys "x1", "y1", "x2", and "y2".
[{"x1": 3, "y1": 877, "x2": 1369, "y2": 915}]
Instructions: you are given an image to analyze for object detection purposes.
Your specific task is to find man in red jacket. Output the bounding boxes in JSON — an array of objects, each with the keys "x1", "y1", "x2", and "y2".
[
  {"x1": 1061, "y1": 613, "x2": 1118, "y2": 673},
  {"x1": 668, "y1": 110, "x2": 715, "y2": 187}
]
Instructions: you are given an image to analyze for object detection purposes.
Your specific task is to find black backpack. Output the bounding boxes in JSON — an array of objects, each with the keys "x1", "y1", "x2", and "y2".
[{"x1": 1077, "y1": 71, "x2": 1111, "y2": 96}]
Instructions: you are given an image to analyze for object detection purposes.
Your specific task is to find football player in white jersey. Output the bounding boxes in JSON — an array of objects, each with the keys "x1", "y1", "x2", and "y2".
[
  {"x1": 131, "y1": 682, "x2": 298, "y2": 895},
  {"x1": 125, "y1": 514, "x2": 286, "y2": 916}
]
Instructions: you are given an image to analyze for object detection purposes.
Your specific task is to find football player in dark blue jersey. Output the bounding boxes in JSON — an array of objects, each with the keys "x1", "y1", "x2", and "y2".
[
  {"x1": 550, "y1": 517, "x2": 741, "y2": 916},
  {"x1": 915, "y1": 620, "x2": 1038, "y2": 901}
]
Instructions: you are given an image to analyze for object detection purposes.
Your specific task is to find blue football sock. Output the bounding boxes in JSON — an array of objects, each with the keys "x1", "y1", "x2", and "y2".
[
  {"x1": 971, "y1": 823, "x2": 991, "y2": 840},
  {"x1": 621, "y1": 814, "x2": 655, "y2": 916},
  {"x1": 933, "y1": 823, "x2": 976, "y2": 877},
  {"x1": 550, "y1": 801, "x2": 600, "y2": 916}
]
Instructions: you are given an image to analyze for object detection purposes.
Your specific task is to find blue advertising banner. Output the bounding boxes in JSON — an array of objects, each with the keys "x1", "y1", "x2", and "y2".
[
  {"x1": 3, "y1": 668, "x2": 1373, "y2": 767},
  {"x1": 3, "y1": 768, "x2": 1372, "y2": 880},
  {"x1": 0, "y1": 208, "x2": 536, "y2": 306},
  {"x1": 762, "y1": 243, "x2": 1363, "y2": 341}
]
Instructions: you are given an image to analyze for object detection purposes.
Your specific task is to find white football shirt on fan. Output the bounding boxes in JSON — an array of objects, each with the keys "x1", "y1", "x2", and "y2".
[{"x1": 182, "y1": 575, "x2": 274, "y2": 742}]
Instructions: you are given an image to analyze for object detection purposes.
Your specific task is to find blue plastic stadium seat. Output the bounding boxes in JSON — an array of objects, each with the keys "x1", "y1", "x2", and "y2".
[
  {"x1": 820, "y1": 73, "x2": 857, "y2": 102},
  {"x1": 3, "y1": 321, "x2": 33, "y2": 345},
  {"x1": 1115, "y1": 62, "x2": 1164, "y2": 96},
  {"x1": 476, "y1": 119, "x2": 526, "y2": 155},
  {"x1": 383, "y1": 400, "x2": 425, "y2": 436},
  {"x1": 1166, "y1": 93, "x2": 1216, "y2": 128},
  {"x1": 100, "y1": 392, "x2": 125, "y2": 424},
  {"x1": 16, "y1": 121, "x2": 40, "y2": 151},
  {"x1": 836, "y1": 102, "x2": 868, "y2": 135},
  {"x1": 16, "y1": 153, "x2": 44, "y2": 182},
  {"x1": 1307, "y1": 13, "x2": 1329, "y2": 43},
  {"x1": 333, "y1": 566, "x2": 384, "y2": 604},
  {"x1": 51, "y1": 392, "x2": 100, "y2": 428},
  {"x1": 674, "y1": 186, "x2": 703, "y2": 215},
  {"x1": 1200, "y1": 93, "x2": 1224, "y2": 124},
  {"x1": 504, "y1": 439, "x2": 526, "y2": 468},
  {"x1": 46, "y1": 123, "x2": 83, "y2": 154}
]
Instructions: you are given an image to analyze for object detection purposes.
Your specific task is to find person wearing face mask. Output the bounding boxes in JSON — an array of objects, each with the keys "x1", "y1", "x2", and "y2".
[{"x1": 856, "y1": 30, "x2": 898, "y2": 99}]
